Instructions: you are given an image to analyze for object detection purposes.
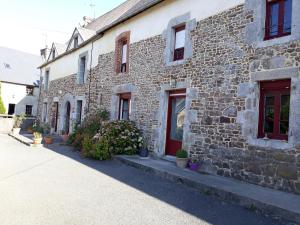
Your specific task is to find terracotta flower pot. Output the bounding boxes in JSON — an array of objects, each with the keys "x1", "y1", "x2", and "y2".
[
  {"x1": 33, "y1": 138, "x2": 43, "y2": 145},
  {"x1": 176, "y1": 157, "x2": 188, "y2": 168},
  {"x1": 44, "y1": 137, "x2": 53, "y2": 145}
]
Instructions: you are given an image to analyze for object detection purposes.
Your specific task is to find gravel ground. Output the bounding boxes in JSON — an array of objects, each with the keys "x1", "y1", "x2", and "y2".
[{"x1": 0, "y1": 134, "x2": 293, "y2": 225}]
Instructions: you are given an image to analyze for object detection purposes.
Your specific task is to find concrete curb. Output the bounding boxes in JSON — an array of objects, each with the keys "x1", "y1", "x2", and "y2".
[
  {"x1": 8, "y1": 134, "x2": 42, "y2": 147},
  {"x1": 115, "y1": 155, "x2": 300, "y2": 224}
]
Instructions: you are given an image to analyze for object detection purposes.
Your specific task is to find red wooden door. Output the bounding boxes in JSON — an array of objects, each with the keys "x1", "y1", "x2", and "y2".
[{"x1": 165, "y1": 90, "x2": 186, "y2": 156}]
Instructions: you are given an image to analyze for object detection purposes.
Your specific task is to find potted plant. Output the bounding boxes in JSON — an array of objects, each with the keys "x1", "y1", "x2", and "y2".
[
  {"x1": 12, "y1": 114, "x2": 25, "y2": 135},
  {"x1": 61, "y1": 130, "x2": 69, "y2": 142},
  {"x1": 44, "y1": 135, "x2": 53, "y2": 145},
  {"x1": 176, "y1": 149, "x2": 188, "y2": 168},
  {"x1": 33, "y1": 132, "x2": 43, "y2": 144},
  {"x1": 189, "y1": 158, "x2": 200, "y2": 171},
  {"x1": 139, "y1": 137, "x2": 149, "y2": 158}
]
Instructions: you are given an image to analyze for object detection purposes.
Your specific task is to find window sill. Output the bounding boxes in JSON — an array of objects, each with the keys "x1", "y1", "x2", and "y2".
[
  {"x1": 166, "y1": 58, "x2": 186, "y2": 67},
  {"x1": 116, "y1": 72, "x2": 128, "y2": 76},
  {"x1": 248, "y1": 137, "x2": 293, "y2": 150},
  {"x1": 256, "y1": 34, "x2": 298, "y2": 48}
]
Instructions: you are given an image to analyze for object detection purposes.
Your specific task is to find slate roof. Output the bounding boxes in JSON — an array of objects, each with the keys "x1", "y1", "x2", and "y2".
[
  {"x1": 86, "y1": 0, "x2": 164, "y2": 33},
  {"x1": 0, "y1": 47, "x2": 42, "y2": 86}
]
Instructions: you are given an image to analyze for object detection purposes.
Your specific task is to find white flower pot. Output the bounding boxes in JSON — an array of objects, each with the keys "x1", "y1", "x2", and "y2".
[{"x1": 12, "y1": 128, "x2": 21, "y2": 135}]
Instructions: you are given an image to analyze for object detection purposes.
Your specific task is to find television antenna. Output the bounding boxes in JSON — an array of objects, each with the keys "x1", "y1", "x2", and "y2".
[{"x1": 89, "y1": 3, "x2": 96, "y2": 19}]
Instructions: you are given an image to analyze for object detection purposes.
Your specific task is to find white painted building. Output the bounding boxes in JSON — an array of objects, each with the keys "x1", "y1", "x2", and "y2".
[{"x1": 0, "y1": 47, "x2": 41, "y2": 116}]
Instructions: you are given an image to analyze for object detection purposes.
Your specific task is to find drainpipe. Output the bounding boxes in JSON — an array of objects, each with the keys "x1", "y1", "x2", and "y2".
[{"x1": 87, "y1": 40, "x2": 94, "y2": 113}]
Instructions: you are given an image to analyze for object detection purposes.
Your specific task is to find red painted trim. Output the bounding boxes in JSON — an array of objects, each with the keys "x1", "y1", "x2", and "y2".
[
  {"x1": 264, "y1": 0, "x2": 291, "y2": 40},
  {"x1": 118, "y1": 93, "x2": 131, "y2": 120},
  {"x1": 165, "y1": 89, "x2": 186, "y2": 156},
  {"x1": 258, "y1": 79, "x2": 291, "y2": 140},
  {"x1": 173, "y1": 25, "x2": 185, "y2": 61}
]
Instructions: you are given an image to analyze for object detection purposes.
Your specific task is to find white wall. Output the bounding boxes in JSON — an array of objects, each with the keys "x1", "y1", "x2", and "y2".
[
  {"x1": 42, "y1": 0, "x2": 244, "y2": 81},
  {"x1": 0, "y1": 82, "x2": 38, "y2": 116}
]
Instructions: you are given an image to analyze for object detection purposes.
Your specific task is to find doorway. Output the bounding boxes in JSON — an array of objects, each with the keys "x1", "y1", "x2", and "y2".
[
  {"x1": 165, "y1": 90, "x2": 186, "y2": 156},
  {"x1": 54, "y1": 102, "x2": 59, "y2": 132},
  {"x1": 64, "y1": 101, "x2": 71, "y2": 134}
]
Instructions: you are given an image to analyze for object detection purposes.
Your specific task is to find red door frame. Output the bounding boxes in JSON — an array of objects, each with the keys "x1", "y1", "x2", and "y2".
[
  {"x1": 165, "y1": 89, "x2": 186, "y2": 156},
  {"x1": 258, "y1": 79, "x2": 291, "y2": 140}
]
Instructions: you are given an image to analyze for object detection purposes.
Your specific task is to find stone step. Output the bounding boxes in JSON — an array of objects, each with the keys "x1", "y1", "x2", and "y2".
[{"x1": 115, "y1": 155, "x2": 300, "y2": 224}]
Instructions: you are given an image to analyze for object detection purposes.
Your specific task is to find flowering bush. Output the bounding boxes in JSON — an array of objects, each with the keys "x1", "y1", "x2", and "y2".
[
  {"x1": 68, "y1": 108, "x2": 143, "y2": 160},
  {"x1": 95, "y1": 120, "x2": 143, "y2": 155}
]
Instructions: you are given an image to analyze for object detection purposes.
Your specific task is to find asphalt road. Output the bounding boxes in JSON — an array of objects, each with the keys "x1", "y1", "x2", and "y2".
[{"x1": 0, "y1": 134, "x2": 293, "y2": 225}]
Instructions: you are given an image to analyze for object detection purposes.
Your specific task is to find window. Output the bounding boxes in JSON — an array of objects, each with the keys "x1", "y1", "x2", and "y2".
[
  {"x1": 121, "y1": 41, "x2": 127, "y2": 73},
  {"x1": 174, "y1": 25, "x2": 186, "y2": 61},
  {"x1": 43, "y1": 103, "x2": 48, "y2": 122},
  {"x1": 74, "y1": 36, "x2": 79, "y2": 48},
  {"x1": 25, "y1": 105, "x2": 33, "y2": 116},
  {"x1": 115, "y1": 31, "x2": 130, "y2": 74},
  {"x1": 44, "y1": 70, "x2": 49, "y2": 91},
  {"x1": 26, "y1": 86, "x2": 34, "y2": 95},
  {"x1": 8, "y1": 104, "x2": 15, "y2": 115},
  {"x1": 258, "y1": 79, "x2": 291, "y2": 140},
  {"x1": 78, "y1": 56, "x2": 86, "y2": 84},
  {"x1": 76, "y1": 100, "x2": 83, "y2": 124},
  {"x1": 119, "y1": 93, "x2": 131, "y2": 121},
  {"x1": 265, "y1": 0, "x2": 292, "y2": 40}
]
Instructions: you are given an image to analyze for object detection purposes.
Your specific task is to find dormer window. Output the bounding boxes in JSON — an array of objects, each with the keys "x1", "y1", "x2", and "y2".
[
  {"x1": 265, "y1": 0, "x2": 292, "y2": 40},
  {"x1": 52, "y1": 50, "x2": 56, "y2": 60},
  {"x1": 174, "y1": 25, "x2": 186, "y2": 61},
  {"x1": 74, "y1": 36, "x2": 79, "y2": 48}
]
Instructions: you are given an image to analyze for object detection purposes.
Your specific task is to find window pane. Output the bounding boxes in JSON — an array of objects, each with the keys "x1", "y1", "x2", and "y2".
[
  {"x1": 280, "y1": 94, "x2": 290, "y2": 135},
  {"x1": 170, "y1": 98, "x2": 186, "y2": 141},
  {"x1": 264, "y1": 96, "x2": 275, "y2": 134},
  {"x1": 284, "y1": 0, "x2": 292, "y2": 33},
  {"x1": 122, "y1": 44, "x2": 127, "y2": 63},
  {"x1": 121, "y1": 99, "x2": 130, "y2": 120},
  {"x1": 175, "y1": 29, "x2": 185, "y2": 49},
  {"x1": 270, "y1": 3, "x2": 279, "y2": 36}
]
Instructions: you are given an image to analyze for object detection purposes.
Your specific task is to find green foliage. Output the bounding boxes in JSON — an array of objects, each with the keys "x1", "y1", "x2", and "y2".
[
  {"x1": 92, "y1": 137, "x2": 110, "y2": 160},
  {"x1": 99, "y1": 120, "x2": 143, "y2": 155},
  {"x1": 81, "y1": 135, "x2": 94, "y2": 158},
  {"x1": 176, "y1": 149, "x2": 188, "y2": 158},
  {"x1": 0, "y1": 95, "x2": 5, "y2": 114},
  {"x1": 32, "y1": 119, "x2": 44, "y2": 133}
]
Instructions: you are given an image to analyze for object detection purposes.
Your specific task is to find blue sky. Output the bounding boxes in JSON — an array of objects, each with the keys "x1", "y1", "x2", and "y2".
[{"x1": 0, "y1": 0, "x2": 126, "y2": 55}]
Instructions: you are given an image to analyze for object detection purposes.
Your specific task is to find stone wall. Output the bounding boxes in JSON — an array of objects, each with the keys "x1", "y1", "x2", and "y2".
[{"x1": 39, "y1": 4, "x2": 300, "y2": 194}]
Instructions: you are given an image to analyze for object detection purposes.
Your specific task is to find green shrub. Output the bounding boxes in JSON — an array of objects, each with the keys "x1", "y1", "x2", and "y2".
[
  {"x1": 81, "y1": 135, "x2": 93, "y2": 158},
  {"x1": 99, "y1": 120, "x2": 143, "y2": 155},
  {"x1": 176, "y1": 149, "x2": 188, "y2": 158},
  {"x1": 91, "y1": 138, "x2": 110, "y2": 160},
  {"x1": 0, "y1": 95, "x2": 5, "y2": 114}
]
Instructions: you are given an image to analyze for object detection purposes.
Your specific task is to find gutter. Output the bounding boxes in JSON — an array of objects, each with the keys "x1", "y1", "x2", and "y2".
[{"x1": 38, "y1": 0, "x2": 164, "y2": 69}]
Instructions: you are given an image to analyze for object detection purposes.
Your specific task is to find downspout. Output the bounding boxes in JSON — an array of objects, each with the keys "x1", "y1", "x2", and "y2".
[{"x1": 87, "y1": 40, "x2": 94, "y2": 112}]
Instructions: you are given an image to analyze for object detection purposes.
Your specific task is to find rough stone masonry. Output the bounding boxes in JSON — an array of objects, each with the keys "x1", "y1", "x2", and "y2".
[{"x1": 38, "y1": 3, "x2": 300, "y2": 194}]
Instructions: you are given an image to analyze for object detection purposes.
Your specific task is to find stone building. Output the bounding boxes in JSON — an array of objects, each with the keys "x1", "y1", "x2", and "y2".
[{"x1": 38, "y1": 0, "x2": 300, "y2": 194}]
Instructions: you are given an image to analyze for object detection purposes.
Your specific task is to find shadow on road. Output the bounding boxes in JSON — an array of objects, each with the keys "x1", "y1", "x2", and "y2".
[{"x1": 43, "y1": 143, "x2": 284, "y2": 225}]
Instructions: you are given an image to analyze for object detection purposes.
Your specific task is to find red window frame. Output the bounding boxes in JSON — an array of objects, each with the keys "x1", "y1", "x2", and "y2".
[
  {"x1": 118, "y1": 93, "x2": 131, "y2": 120},
  {"x1": 258, "y1": 79, "x2": 291, "y2": 140},
  {"x1": 265, "y1": 0, "x2": 292, "y2": 40},
  {"x1": 173, "y1": 25, "x2": 185, "y2": 61}
]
